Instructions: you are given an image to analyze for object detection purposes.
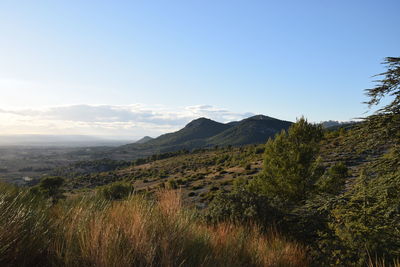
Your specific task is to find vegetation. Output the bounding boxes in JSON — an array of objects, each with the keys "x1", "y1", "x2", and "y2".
[
  {"x1": 97, "y1": 181, "x2": 135, "y2": 200},
  {"x1": 250, "y1": 117, "x2": 324, "y2": 204},
  {"x1": 1, "y1": 58, "x2": 399, "y2": 266},
  {"x1": 0, "y1": 184, "x2": 307, "y2": 267},
  {"x1": 30, "y1": 176, "x2": 65, "y2": 203}
]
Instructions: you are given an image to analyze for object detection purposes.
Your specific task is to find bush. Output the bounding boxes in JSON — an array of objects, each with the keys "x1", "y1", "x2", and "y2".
[
  {"x1": 0, "y1": 187, "x2": 308, "y2": 266},
  {"x1": 317, "y1": 162, "x2": 348, "y2": 195},
  {"x1": 98, "y1": 181, "x2": 134, "y2": 200},
  {"x1": 205, "y1": 188, "x2": 281, "y2": 226},
  {"x1": 31, "y1": 176, "x2": 65, "y2": 203}
]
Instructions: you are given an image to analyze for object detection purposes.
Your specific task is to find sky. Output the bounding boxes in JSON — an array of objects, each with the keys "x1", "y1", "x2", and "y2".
[{"x1": 0, "y1": 0, "x2": 399, "y2": 139}]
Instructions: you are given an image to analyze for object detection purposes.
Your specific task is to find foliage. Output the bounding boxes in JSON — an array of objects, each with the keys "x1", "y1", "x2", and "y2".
[
  {"x1": 362, "y1": 57, "x2": 400, "y2": 145},
  {"x1": 250, "y1": 117, "x2": 324, "y2": 204},
  {"x1": 317, "y1": 162, "x2": 348, "y2": 195},
  {"x1": 31, "y1": 176, "x2": 65, "y2": 203},
  {"x1": 0, "y1": 186, "x2": 308, "y2": 266},
  {"x1": 365, "y1": 57, "x2": 400, "y2": 115},
  {"x1": 205, "y1": 188, "x2": 281, "y2": 226},
  {"x1": 98, "y1": 181, "x2": 134, "y2": 200},
  {"x1": 326, "y1": 149, "x2": 400, "y2": 265}
]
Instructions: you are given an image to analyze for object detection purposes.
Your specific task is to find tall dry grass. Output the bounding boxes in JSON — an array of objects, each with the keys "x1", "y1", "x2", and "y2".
[
  {"x1": 367, "y1": 253, "x2": 400, "y2": 267},
  {"x1": 0, "y1": 183, "x2": 52, "y2": 266},
  {"x1": 0, "y1": 185, "x2": 308, "y2": 267}
]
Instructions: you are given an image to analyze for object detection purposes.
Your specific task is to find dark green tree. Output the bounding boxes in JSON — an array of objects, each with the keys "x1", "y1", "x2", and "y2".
[
  {"x1": 33, "y1": 176, "x2": 65, "y2": 203},
  {"x1": 321, "y1": 57, "x2": 400, "y2": 265},
  {"x1": 363, "y1": 57, "x2": 400, "y2": 143},
  {"x1": 250, "y1": 117, "x2": 324, "y2": 204},
  {"x1": 365, "y1": 57, "x2": 400, "y2": 115}
]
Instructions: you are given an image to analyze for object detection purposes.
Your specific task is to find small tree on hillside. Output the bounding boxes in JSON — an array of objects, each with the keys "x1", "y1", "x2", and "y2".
[
  {"x1": 33, "y1": 176, "x2": 65, "y2": 203},
  {"x1": 250, "y1": 117, "x2": 324, "y2": 204}
]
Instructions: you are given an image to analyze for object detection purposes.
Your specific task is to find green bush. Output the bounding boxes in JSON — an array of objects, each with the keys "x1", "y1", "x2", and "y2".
[
  {"x1": 98, "y1": 181, "x2": 134, "y2": 200},
  {"x1": 328, "y1": 168, "x2": 400, "y2": 264},
  {"x1": 205, "y1": 188, "x2": 281, "y2": 226},
  {"x1": 317, "y1": 162, "x2": 348, "y2": 195}
]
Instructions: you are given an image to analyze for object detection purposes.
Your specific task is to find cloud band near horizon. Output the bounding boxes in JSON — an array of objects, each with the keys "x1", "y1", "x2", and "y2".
[{"x1": 0, "y1": 104, "x2": 254, "y2": 139}]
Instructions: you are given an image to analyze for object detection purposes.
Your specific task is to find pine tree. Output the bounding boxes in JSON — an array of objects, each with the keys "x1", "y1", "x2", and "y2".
[{"x1": 250, "y1": 117, "x2": 324, "y2": 204}]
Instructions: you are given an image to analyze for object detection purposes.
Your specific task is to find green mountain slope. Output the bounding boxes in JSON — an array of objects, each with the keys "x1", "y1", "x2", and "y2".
[
  {"x1": 111, "y1": 115, "x2": 293, "y2": 160},
  {"x1": 135, "y1": 136, "x2": 154, "y2": 144},
  {"x1": 207, "y1": 115, "x2": 292, "y2": 146},
  {"x1": 144, "y1": 117, "x2": 232, "y2": 147}
]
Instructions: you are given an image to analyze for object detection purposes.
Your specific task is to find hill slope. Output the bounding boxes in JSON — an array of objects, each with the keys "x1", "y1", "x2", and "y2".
[
  {"x1": 143, "y1": 117, "x2": 231, "y2": 147},
  {"x1": 208, "y1": 115, "x2": 292, "y2": 146},
  {"x1": 135, "y1": 136, "x2": 154, "y2": 144},
  {"x1": 110, "y1": 115, "x2": 293, "y2": 160}
]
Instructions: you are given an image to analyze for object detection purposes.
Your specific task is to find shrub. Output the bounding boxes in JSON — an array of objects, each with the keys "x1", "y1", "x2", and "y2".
[
  {"x1": 317, "y1": 162, "x2": 348, "y2": 195},
  {"x1": 98, "y1": 181, "x2": 134, "y2": 200},
  {"x1": 205, "y1": 188, "x2": 281, "y2": 226},
  {"x1": 0, "y1": 187, "x2": 309, "y2": 266},
  {"x1": 31, "y1": 176, "x2": 65, "y2": 203}
]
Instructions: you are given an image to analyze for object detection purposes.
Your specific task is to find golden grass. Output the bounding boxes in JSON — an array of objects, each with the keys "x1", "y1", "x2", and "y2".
[{"x1": 0, "y1": 185, "x2": 308, "y2": 267}]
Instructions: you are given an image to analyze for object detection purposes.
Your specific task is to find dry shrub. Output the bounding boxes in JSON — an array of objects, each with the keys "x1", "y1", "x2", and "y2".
[{"x1": 0, "y1": 186, "x2": 308, "y2": 267}]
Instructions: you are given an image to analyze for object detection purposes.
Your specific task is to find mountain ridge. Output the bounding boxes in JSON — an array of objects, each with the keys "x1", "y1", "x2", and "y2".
[{"x1": 111, "y1": 115, "x2": 293, "y2": 160}]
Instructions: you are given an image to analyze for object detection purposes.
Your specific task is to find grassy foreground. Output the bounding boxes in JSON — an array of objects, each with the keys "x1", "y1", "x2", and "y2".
[{"x1": 0, "y1": 183, "x2": 307, "y2": 267}]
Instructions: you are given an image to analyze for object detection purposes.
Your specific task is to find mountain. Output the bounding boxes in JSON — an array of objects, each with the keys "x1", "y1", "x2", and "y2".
[
  {"x1": 135, "y1": 136, "x2": 154, "y2": 144},
  {"x1": 207, "y1": 115, "x2": 292, "y2": 146},
  {"x1": 143, "y1": 117, "x2": 231, "y2": 147},
  {"x1": 321, "y1": 120, "x2": 356, "y2": 128},
  {"x1": 321, "y1": 120, "x2": 359, "y2": 131},
  {"x1": 111, "y1": 115, "x2": 293, "y2": 160}
]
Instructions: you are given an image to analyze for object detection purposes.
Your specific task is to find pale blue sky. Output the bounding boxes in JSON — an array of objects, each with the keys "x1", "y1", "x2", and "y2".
[{"x1": 0, "y1": 0, "x2": 398, "y2": 137}]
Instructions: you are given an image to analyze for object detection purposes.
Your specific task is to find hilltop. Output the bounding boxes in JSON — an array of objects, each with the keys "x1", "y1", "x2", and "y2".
[{"x1": 109, "y1": 115, "x2": 292, "y2": 160}]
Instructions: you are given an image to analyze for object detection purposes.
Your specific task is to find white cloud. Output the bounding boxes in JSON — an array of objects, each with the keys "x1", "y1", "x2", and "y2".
[{"x1": 0, "y1": 104, "x2": 254, "y2": 139}]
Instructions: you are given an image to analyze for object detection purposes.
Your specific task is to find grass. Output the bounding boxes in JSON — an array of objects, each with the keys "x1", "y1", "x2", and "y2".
[{"x1": 0, "y1": 184, "x2": 308, "y2": 267}]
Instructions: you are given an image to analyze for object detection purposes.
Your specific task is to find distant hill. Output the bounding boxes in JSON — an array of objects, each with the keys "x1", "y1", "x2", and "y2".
[
  {"x1": 143, "y1": 118, "x2": 231, "y2": 147},
  {"x1": 321, "y1": 120, "x2": 359, "y2": 131},
  {"x1": 321, "y1": 120, "x2": 357, "y2": 128},
  {"x1": 111, "y1": 115, "x2": 292, "y2": 159},
  {"x1": 208, "y1": 115, "x2": 292, "y2": 146},
  {"x1": 135, "y1": 136, "x2": 154, "y2": 144}
]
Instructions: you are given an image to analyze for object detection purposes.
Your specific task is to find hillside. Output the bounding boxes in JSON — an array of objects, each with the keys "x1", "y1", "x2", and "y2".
[
  {"x1": 208, "y1": 115, "x2": 292, "y2": 146},
  {"x1": 135, "y1": 136, "x2": 154, "y2": 144},
  {"x1": 64, "y1": 121, "x2": 393, "y2": 205},
  {"x1": 141, "y1": 117, "x2": 231, "y2": 147},
  {"x1": 109, "y1": 115, "x2": 292, "y2": 160}
]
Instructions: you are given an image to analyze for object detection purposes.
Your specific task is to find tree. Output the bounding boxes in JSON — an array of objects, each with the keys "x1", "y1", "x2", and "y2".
[
  {"x1": 250, "y1": 117, "x2": 324, "y2": 204},
  {"x1": 365, "y1": 57, "x2": 400, "y2": 115},
  {"x1": 363, "y1": 57, "x2": 400, "y2": 142},
  {"x1": 34, "y1": 176, "x2": 65, "y2": 203}
]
